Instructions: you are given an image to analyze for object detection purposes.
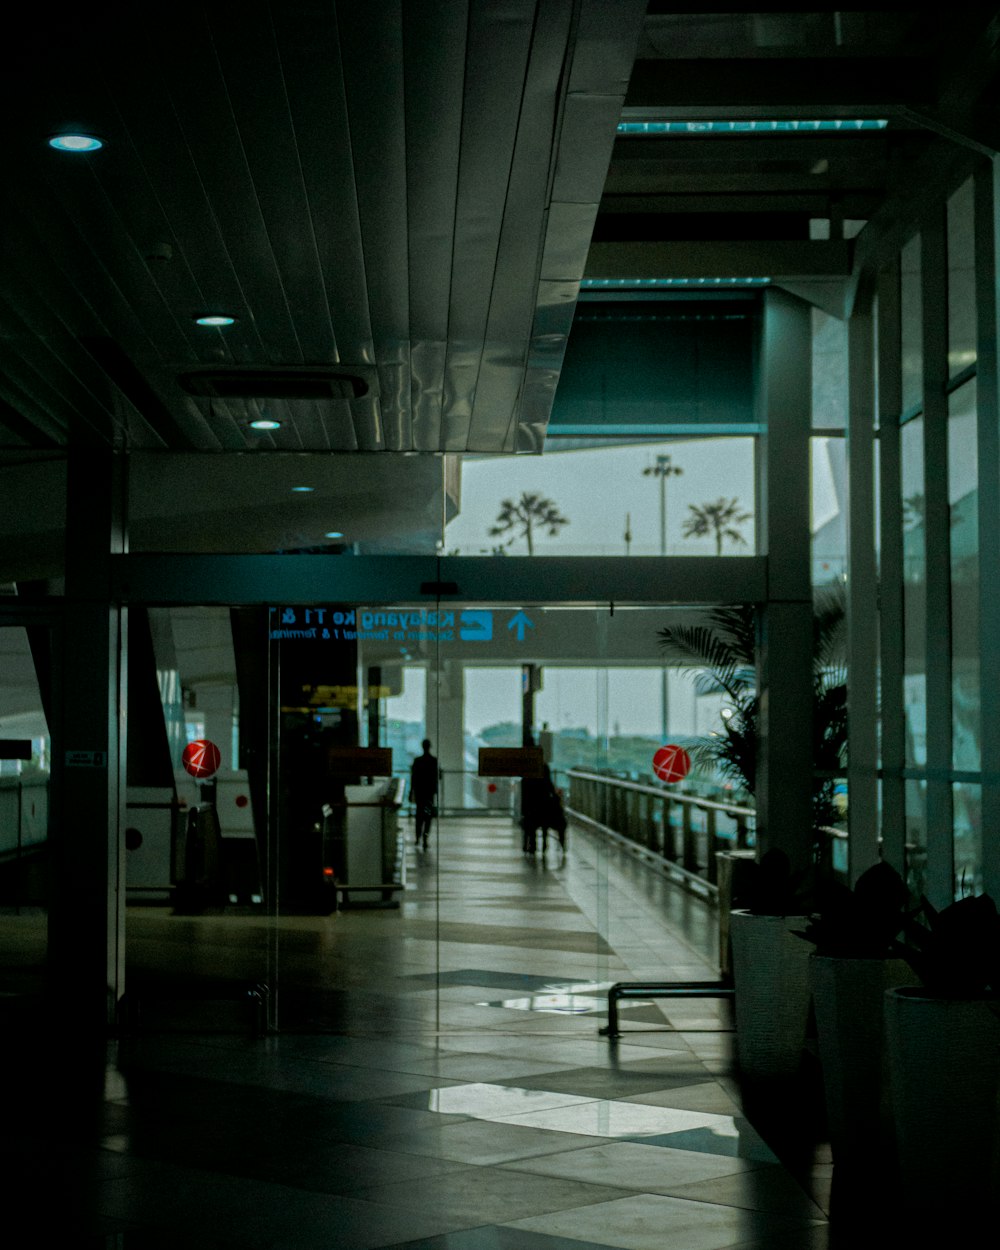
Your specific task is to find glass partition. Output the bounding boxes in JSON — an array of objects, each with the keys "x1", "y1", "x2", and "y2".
[
  {"x1": 259, "y1": 595, "x2": 747, "y2": 1035},
  {"x1": 122, "y1": 605, "x2": 271, "y2": 1032}
]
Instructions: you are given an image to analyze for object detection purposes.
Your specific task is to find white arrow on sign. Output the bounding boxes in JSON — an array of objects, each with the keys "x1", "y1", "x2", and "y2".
[{"x1": 507, "y1": 610, "x2": 534, "y2": 642}]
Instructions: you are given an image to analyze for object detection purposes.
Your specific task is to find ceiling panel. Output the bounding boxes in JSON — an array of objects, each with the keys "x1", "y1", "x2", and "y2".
[{"x1": 3, "y1": 0, "x2": 641, "y2": 456}]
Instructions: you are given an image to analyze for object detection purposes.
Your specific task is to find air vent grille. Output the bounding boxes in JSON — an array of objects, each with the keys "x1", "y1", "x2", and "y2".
[{"x1": 178, "y1": 369, "x2": 369, "y2": 400}]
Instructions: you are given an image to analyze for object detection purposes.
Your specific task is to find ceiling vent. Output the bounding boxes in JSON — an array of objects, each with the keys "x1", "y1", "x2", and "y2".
[{"x1": 178, "y1": 367, "x2": 371, "y2": 400}]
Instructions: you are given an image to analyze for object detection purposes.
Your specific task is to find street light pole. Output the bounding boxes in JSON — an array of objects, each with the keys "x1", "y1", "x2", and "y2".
[
  {"x1": 643, "y1": 455, "x2": 683, "y2": 744},
  {"x1": 643, "y1": 454, "x2": 683, "y2": 557}
]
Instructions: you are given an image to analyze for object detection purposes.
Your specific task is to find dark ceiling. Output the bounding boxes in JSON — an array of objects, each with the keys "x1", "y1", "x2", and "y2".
[{"x1": 1, "y1": 3, "x2": 999, "y2": 467}]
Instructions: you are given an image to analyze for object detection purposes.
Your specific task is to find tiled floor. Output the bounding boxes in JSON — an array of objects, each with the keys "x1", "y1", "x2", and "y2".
[{"x1": 6, "y1": 817, "x2": 843, "y2": 1247}]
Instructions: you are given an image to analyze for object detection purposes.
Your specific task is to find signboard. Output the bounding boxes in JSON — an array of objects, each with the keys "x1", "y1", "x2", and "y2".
[
  {"x1": 478, "y1": 747, "x2": 545, "y2": 778},
  {"x1": 271, "y1": 607, "x2": 535, "y2": 648},
  {"x1": 328, "y1": 746, "x2": 392, "y2": 778},
  {"x1": 0, "y1": 739, "x2": 32, "y2": 760},
  {"x1": 182, "y1": 739, "x2": 222, "y2": 779},
  {"x1": 652, "y1": 744, "x2": 691, "y2": 783},
  {"x1": 65, "y1": 749, "x2": 107, "y2": 768}
]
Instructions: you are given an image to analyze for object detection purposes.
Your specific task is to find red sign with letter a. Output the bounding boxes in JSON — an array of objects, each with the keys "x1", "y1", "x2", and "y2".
[
  {"x1": 652, "y1": 744, "x2": 691, "y2": 784},
  {"x1": 182, "y1": 739, "x2": 222, "y2": 779}
]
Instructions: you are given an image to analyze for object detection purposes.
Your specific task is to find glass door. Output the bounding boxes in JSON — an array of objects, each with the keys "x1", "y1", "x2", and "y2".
[{"x1": 259, "y1": 591, "x2": 751, "y2": 1037}]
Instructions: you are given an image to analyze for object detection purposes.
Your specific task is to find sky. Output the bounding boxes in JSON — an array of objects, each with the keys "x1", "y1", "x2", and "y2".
[{"x1": 444, "y1": 437, "x2": 761, "y2": 557}]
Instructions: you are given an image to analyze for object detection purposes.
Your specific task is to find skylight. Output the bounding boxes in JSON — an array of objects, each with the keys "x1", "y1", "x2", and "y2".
[
  {"x1": 581, "y1": 278, "x2": 771, "y2": 289},
  {"x1": 617, "y1": 119, "x2": 888, "y2": 136}
]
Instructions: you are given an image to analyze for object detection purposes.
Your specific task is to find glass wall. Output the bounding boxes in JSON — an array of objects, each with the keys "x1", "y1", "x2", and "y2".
[
  {"x1": 444, "y1": 437, "x2": 757, "y2": 558},
  {"x1": 812, "y1": 308, "x2": 848, "y2": 430},
  {"x1": 900, "y1": 417, "x2": 926, "y2": 769},
  {"x1": 870, "y1": 164, "x2": 990, "y2": 901},
  {"x1": 947, "y1": 178, "x2": 976, "y2": 378},
  {"x1": 811, "y1": 436, "x2": 846, "y2": 586},
  {"x1": 948, "y1": 379, "x2": 979, "y2": 772},
  {"x1": 900, "y1": 234, "x2": 922, "y2": 416}
]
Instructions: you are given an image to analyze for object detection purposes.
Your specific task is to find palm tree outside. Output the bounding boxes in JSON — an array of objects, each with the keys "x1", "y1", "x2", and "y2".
[
  {"x1": 682, "y1": 497, "x2": 752, "y2": 555},
  {"x1": 489, "y1": 492, "x2": 569, "y2": 556},
  {"x1": 656, "y1": 585, "x2": 847, "y2": 839}
]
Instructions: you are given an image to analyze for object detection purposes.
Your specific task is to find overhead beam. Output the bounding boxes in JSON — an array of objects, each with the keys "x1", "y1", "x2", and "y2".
[
  {"x1": 598, "y1": 193, "x2": 879, "y2": 216},
  {"x1": 107, "y1": 554, "x2": 768, "y2": 607},
  {"x1": 585, "y1": 240, "x2": 851, "y2": 278},
  {"x1": 625, "y1": 58, "x2": 935, "y2": 111}
]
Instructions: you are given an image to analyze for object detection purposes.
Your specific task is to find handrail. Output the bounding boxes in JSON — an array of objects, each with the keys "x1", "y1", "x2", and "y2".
[
  {"x1": 563, "y1": 765, "x2": 754, "y2": 893},
  {"x1": 565, "y1": 768, "x2": 754, "y2": 817}
]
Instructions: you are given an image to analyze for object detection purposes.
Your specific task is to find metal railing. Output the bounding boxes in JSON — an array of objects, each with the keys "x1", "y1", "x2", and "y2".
[{"x1": 565, "y1": 768, "x2": 755, "y2": 894}]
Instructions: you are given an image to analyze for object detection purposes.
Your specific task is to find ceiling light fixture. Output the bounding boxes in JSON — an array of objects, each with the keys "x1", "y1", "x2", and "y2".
[
  {"x1": 291, "y1": 486, "x2": 314, "y2": 493},
  {"x1": 581, "y1": 277, "x2": 770, "y2": 289},
  {"x1": 248, "y1": 418, "x2": 281, "y2": 431},
  {"x1": 194, "y1": 314, "x2": 237, "y2": 327},
  {"x1": 324, "y1": 531, "x2": 344, "y2": 539},
  {"x1": 48, "y1": 133, "x2": 104, "y2": 152},
  {"x1": 617, "y1": 119, "x2": 888, "y2": 136}
]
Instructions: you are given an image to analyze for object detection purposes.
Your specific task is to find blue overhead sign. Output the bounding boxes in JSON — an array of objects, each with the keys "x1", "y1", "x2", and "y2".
[{"x1": 271, "y1": 607, "x2": 535, "y2": 647}]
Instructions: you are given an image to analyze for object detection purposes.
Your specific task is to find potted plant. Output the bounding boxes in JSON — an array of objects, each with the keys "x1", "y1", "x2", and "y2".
[
  {"x1": 728, "y1": 849, "x2": 816, "y2": 1081},
  {"x1": 657, "y1": 594, "x2": 847, "y2": 1083},
  {"x1": 884, "y1": 891, "x2": 1000, "y2": 1212},
  {"x1": 794, "y1": 861, "x2": 919, "y2": 1165}
]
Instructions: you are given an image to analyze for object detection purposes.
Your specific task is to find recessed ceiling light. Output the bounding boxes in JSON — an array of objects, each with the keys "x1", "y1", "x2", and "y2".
[
  {"x1": 248, "y1": 418, "x2": 281, "y2": 431},
  {"x1": 48, "y1": 133, "x2": 104, "y2": 152},
  {"x1": 324, "y1": 531, "x2": 344, "y2": 539},
  {"x1": 616, "y1": 119, "x2": 888, "y2": 136},
  {"x1": 194, "y1": 314, "x2": 236, "y2": 327},
  {"x1": 291, "y1": 486, "x2": 314, "y2": 493}
]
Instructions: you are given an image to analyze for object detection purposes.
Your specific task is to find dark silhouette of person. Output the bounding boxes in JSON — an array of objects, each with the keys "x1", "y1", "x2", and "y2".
[
  {"x1": 521, "y1": 763, "x2": 565, "y2": 856},
  {"x1": 410, "y1": 738, "x2": 438, "y2": 850}
]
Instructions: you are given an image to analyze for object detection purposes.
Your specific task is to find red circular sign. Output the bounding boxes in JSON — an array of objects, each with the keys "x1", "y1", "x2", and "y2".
[
  {"x1": 182, "y1": 739, "x2": 222, "y2": 779},
  {"x1": 652, "y1": 744, "x2": 691, "y2": 784}
]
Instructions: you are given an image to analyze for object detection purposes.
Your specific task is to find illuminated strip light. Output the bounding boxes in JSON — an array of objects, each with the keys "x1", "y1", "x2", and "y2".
[
  {"x1": 617, "y1": 119, "x2": 888, "y2": 135},
  {"x1": 581, "y1": 278, "x2": 771, "y2": 289}
]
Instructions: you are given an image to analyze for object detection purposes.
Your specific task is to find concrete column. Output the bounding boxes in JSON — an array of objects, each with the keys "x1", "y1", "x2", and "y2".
[
  {"x1": 877, "y1": 258, "x2": 907, "y2": 876},
  {"x1": 975, "y1": 158, "x2": 1000, "y2": 902},
  {"x1": 49, "y1": 449, "x2": 127, "y2": 1036},
  {"x1": 922, "y1": 210, "x2": 955, "y2": 907},
  {"x1": 847, "y1": 283, "x2": 880, "y2": 880},
  {"x1": 755, "y1": 289, "x2": 815, "y2": 874},
  {"x1": 426, "y1": 661, "x2": 464, "y2": 810}
]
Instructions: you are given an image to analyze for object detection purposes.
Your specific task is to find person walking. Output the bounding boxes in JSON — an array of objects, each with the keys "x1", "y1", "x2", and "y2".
[{"x1": 410, "y1": 738, "x2": 438, "y2": 851}]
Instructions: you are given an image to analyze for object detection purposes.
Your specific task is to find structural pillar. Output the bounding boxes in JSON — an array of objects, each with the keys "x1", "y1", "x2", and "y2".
[
  {"x1": 975, "y1": 158, "x2": 1000, "y2": 902},
  {"x1": 755, "y1": 289, "x2": 815, "y2": 875},
  {"x1": 49, "y1": 449, "x2": 127, "y2": 1040},
  {"x1": 426, "y1": 660, "x2": 464, "y2": 811},
  {"x1": 847, "y1": 281, "x2": 880, "y2": 880}
]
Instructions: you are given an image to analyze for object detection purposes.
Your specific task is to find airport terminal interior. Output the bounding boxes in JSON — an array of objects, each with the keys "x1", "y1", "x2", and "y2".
[{"x1": 3, "y1": 3, "x2": 1000, "y2": 1246}]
